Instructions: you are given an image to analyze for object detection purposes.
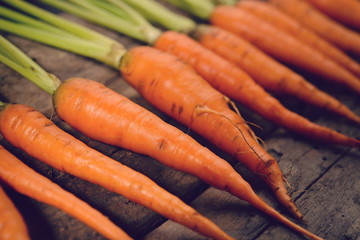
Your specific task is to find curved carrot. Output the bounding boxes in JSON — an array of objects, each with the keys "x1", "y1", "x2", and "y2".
[
  {"x1": 0, "y1": 185, "x2": 29, "y2": 240},
  {"x1": 193, "y1": 25, "x2": 360, "y2": 125},
  {"x1": 155, "y1": 31, "x2": 360, "y2": 147},
  {"x1": 0, "y1": 145, "x2": 132, "y2": 240},
  {"x1": 0, "y1": 103, "x2": 233, "y2": 240},
  {"x1": 236, "y1": 0, "x2": 360, "y2": 78},
  {"x1": 209, "y1": 5, "x2": 360, "y2": 94},
  {"x1": 270, "y1": 0, "x2": 360, "y2": 55},
  {"x1": 305, "y1": 0, "x2": 360, "y2": 30}
]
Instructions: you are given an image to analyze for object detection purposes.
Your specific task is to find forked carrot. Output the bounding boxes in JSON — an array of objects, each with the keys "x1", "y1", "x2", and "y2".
[
  {"x1": 193, "y1": 25, "x2": 360, "y2": 124},
  {"x1": 0, "y1": 103, "x2": 233, "y2": 240},
  {"x1": 270, "y1": 0, "x2": 360, "y2": 55},
  {"x1": 305, "y1": 0, "x2": 360, "y2": 30},
  {"x1": 209, "y1": 5, "x2": 360, "y2": 94},
  {"x1": 0, "y1": 144, "x2": 132, "y2": 240},
  {"x1": 0, "y1": 184, "x2": 29, "y2": 240},
  {"x1": 236, "y1": 0, "x2": 360, "y2": 78}
]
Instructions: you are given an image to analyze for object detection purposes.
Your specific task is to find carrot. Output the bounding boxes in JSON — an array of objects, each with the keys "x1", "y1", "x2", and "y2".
[
  {"x1": 120, "y1": 47, "x2": 326, "y2": 240},
  {"x1": 270, "y1": 0, "x2": 360, "y2": 55},
  {"x1": 155, "y1": 31, "x2": 360, "y2": 141},
  {"x1": 0, "y1": 185, "x2": 29, "y2": 240},
  {"x1": 236, "y1": 0, "x2": 360, "y2": 78},
  {"x1": 305, "y1": 0, "x2": 360, "y2": 30},
  {"x1": 209, "y1": 5, "x2": 360, "y2": 94},
  {"x1": 0, "y1": 145, "x2": 132, "y2": 240},
  {"x1": 193, "y1": 25, "x2": 360, "y2": 124},
  {"x1": 0, "y1": 103, "x2": 234, "y2": 240}
]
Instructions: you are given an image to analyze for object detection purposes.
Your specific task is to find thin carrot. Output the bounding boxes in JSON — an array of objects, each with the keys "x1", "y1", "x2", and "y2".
[
  {"x1": 270, "y1": 0, "x2": 360, "y2": 55},
  {"x1": 120, "y1": 47, "x2": 326, "y2": 240},
  {"x1": 236, "y1": 0, "x2": 360, "y2": 78},
  {"x1": 193, "y1": 25, "x2": 360, "y2": 124},
  {"x1": 155, "y1": 31, "x2": 360, "y2": 144},
  {"x1": 209, "y1": 5, "x2": 360, "y2": 94},
  {"x1": 305, "y1": 0, "x2": 360, "y2": 30},
  {"x1": 0, "y1": 185, "x2": 29, "y2": 240},
  {"x1": 0, "y1": 103, "x2": 233, "y2": 240},
  {"x1": 0, "y1": 144, "x2": 132, "y2": 240}
]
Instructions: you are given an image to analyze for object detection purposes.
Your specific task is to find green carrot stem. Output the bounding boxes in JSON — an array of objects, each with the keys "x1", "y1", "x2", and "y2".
[
  {"x1": 40, "y1": 0, "x2": 162, "y2": 44},
  {"x1": 0, "y1": 19, "x2": 124, "y2": 68},
  {"x1": 211, "y1": 0, "x2": 237, "y2": 6},
  {"x1": 121, "y1": 0, "x2": 196, "y2": 33},
  {"x1": 0, "y1": 35, "x2": 61, "y2": 95},
  {"x1": 0, "y1": 6, "x2": 75, "y2": 38},
  {"x1": 3, "y1": 0, "x2": 116, "y2": 46},
  {"x1": 163, "y1": 0, "x2": 215, "y2": 19}
]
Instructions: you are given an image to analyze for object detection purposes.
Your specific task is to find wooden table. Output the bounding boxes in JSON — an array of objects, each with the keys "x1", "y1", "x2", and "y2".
[{"x1": 1, "y1": 10, "x2": 359, "y2": 240}]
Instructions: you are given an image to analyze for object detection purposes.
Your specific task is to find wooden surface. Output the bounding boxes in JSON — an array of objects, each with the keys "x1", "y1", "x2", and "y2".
[{"x1": 0, "y1": 7, "x2": 360, "y2": 240}]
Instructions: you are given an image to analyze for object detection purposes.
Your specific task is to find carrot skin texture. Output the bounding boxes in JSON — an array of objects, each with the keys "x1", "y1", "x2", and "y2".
[
  {"x1": 54, "y1": 78, "x2": 240, "y2": 191},
  {"x1": 0, "y1": 185, "x2": 29, "y2": 240},
  {"x1": 270, "y1": 0, "x2": 360, "y2": 55},
  {"x1": 0, "y1": 103, "x2": 233, "y2": 240},
  {"x1": 210, "y1": 6, "x2": 360, "y2": 94},
  {"x1": 305, "y1": 0, "x2": 360, "y2": 30},
  {"x1": 237, "y1": 0, "x2": 360, "y2": 78},
  {"x1": 195, "y1": 25, "x2": 360, "y2": 126},
  {"x1": 120, "y1": 46, "x2": 329, "y2": 240},
  {"x1": 0, "y1": 144, "x2": 132, "y2": 240}
]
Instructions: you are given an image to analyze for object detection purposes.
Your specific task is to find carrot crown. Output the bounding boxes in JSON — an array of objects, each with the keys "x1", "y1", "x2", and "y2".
[
  {"x1": 38, "y1": 0, "x2": 164, "y2": 45},
  {"x1": 0, "y1": 0, "x2": 126, "y2": 68},
  {"x1": 0, "y1": 35, "x2": 61, "y2": 95}
]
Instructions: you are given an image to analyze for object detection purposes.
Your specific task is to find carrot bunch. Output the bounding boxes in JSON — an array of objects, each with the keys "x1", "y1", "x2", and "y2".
[
  {"x1": 0, "y1": 144, "x2": 132, "y2": 240},
  {"x1": 0, "y1": 6, "x2": 325, "y2": 239},
  {"x1": 11, "y1": 0, "x2": 360, "y2": 219}
]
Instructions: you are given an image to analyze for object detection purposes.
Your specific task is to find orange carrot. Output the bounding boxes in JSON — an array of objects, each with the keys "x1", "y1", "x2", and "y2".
[
  {"x1": 305, "y1": 0, "x2": 360, "y2": 30},
  {"x1": 193, "y1": 25, "x2": 360, "y2": 124},
  {"x1": 0, "y1": 145, "x2": 132, "y2": 240},
  {"x1": 209, "y1": 5, "x2": 360, "y2": 94},
  {"x1": 119, "y1": 47, "x2": 327, "y2": 240},
  {"x1": 0, "y1": 185, "x2": 29, "y2": 240},
  {"x1": 237, "y1": 0, "x2": 360, "y2": 78},
  {"x1": 52, "y1": 77, "x2": 322, "y2": 239},
  {"x1": 270, "y1": 0, "x2": 360, "y2": 55},
  {"x1": 0, "y1": 103, "x2": 233, "y2": 240},
  {"x1": 154, "y1": 30, "x2": 360, "y2": 148}
]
